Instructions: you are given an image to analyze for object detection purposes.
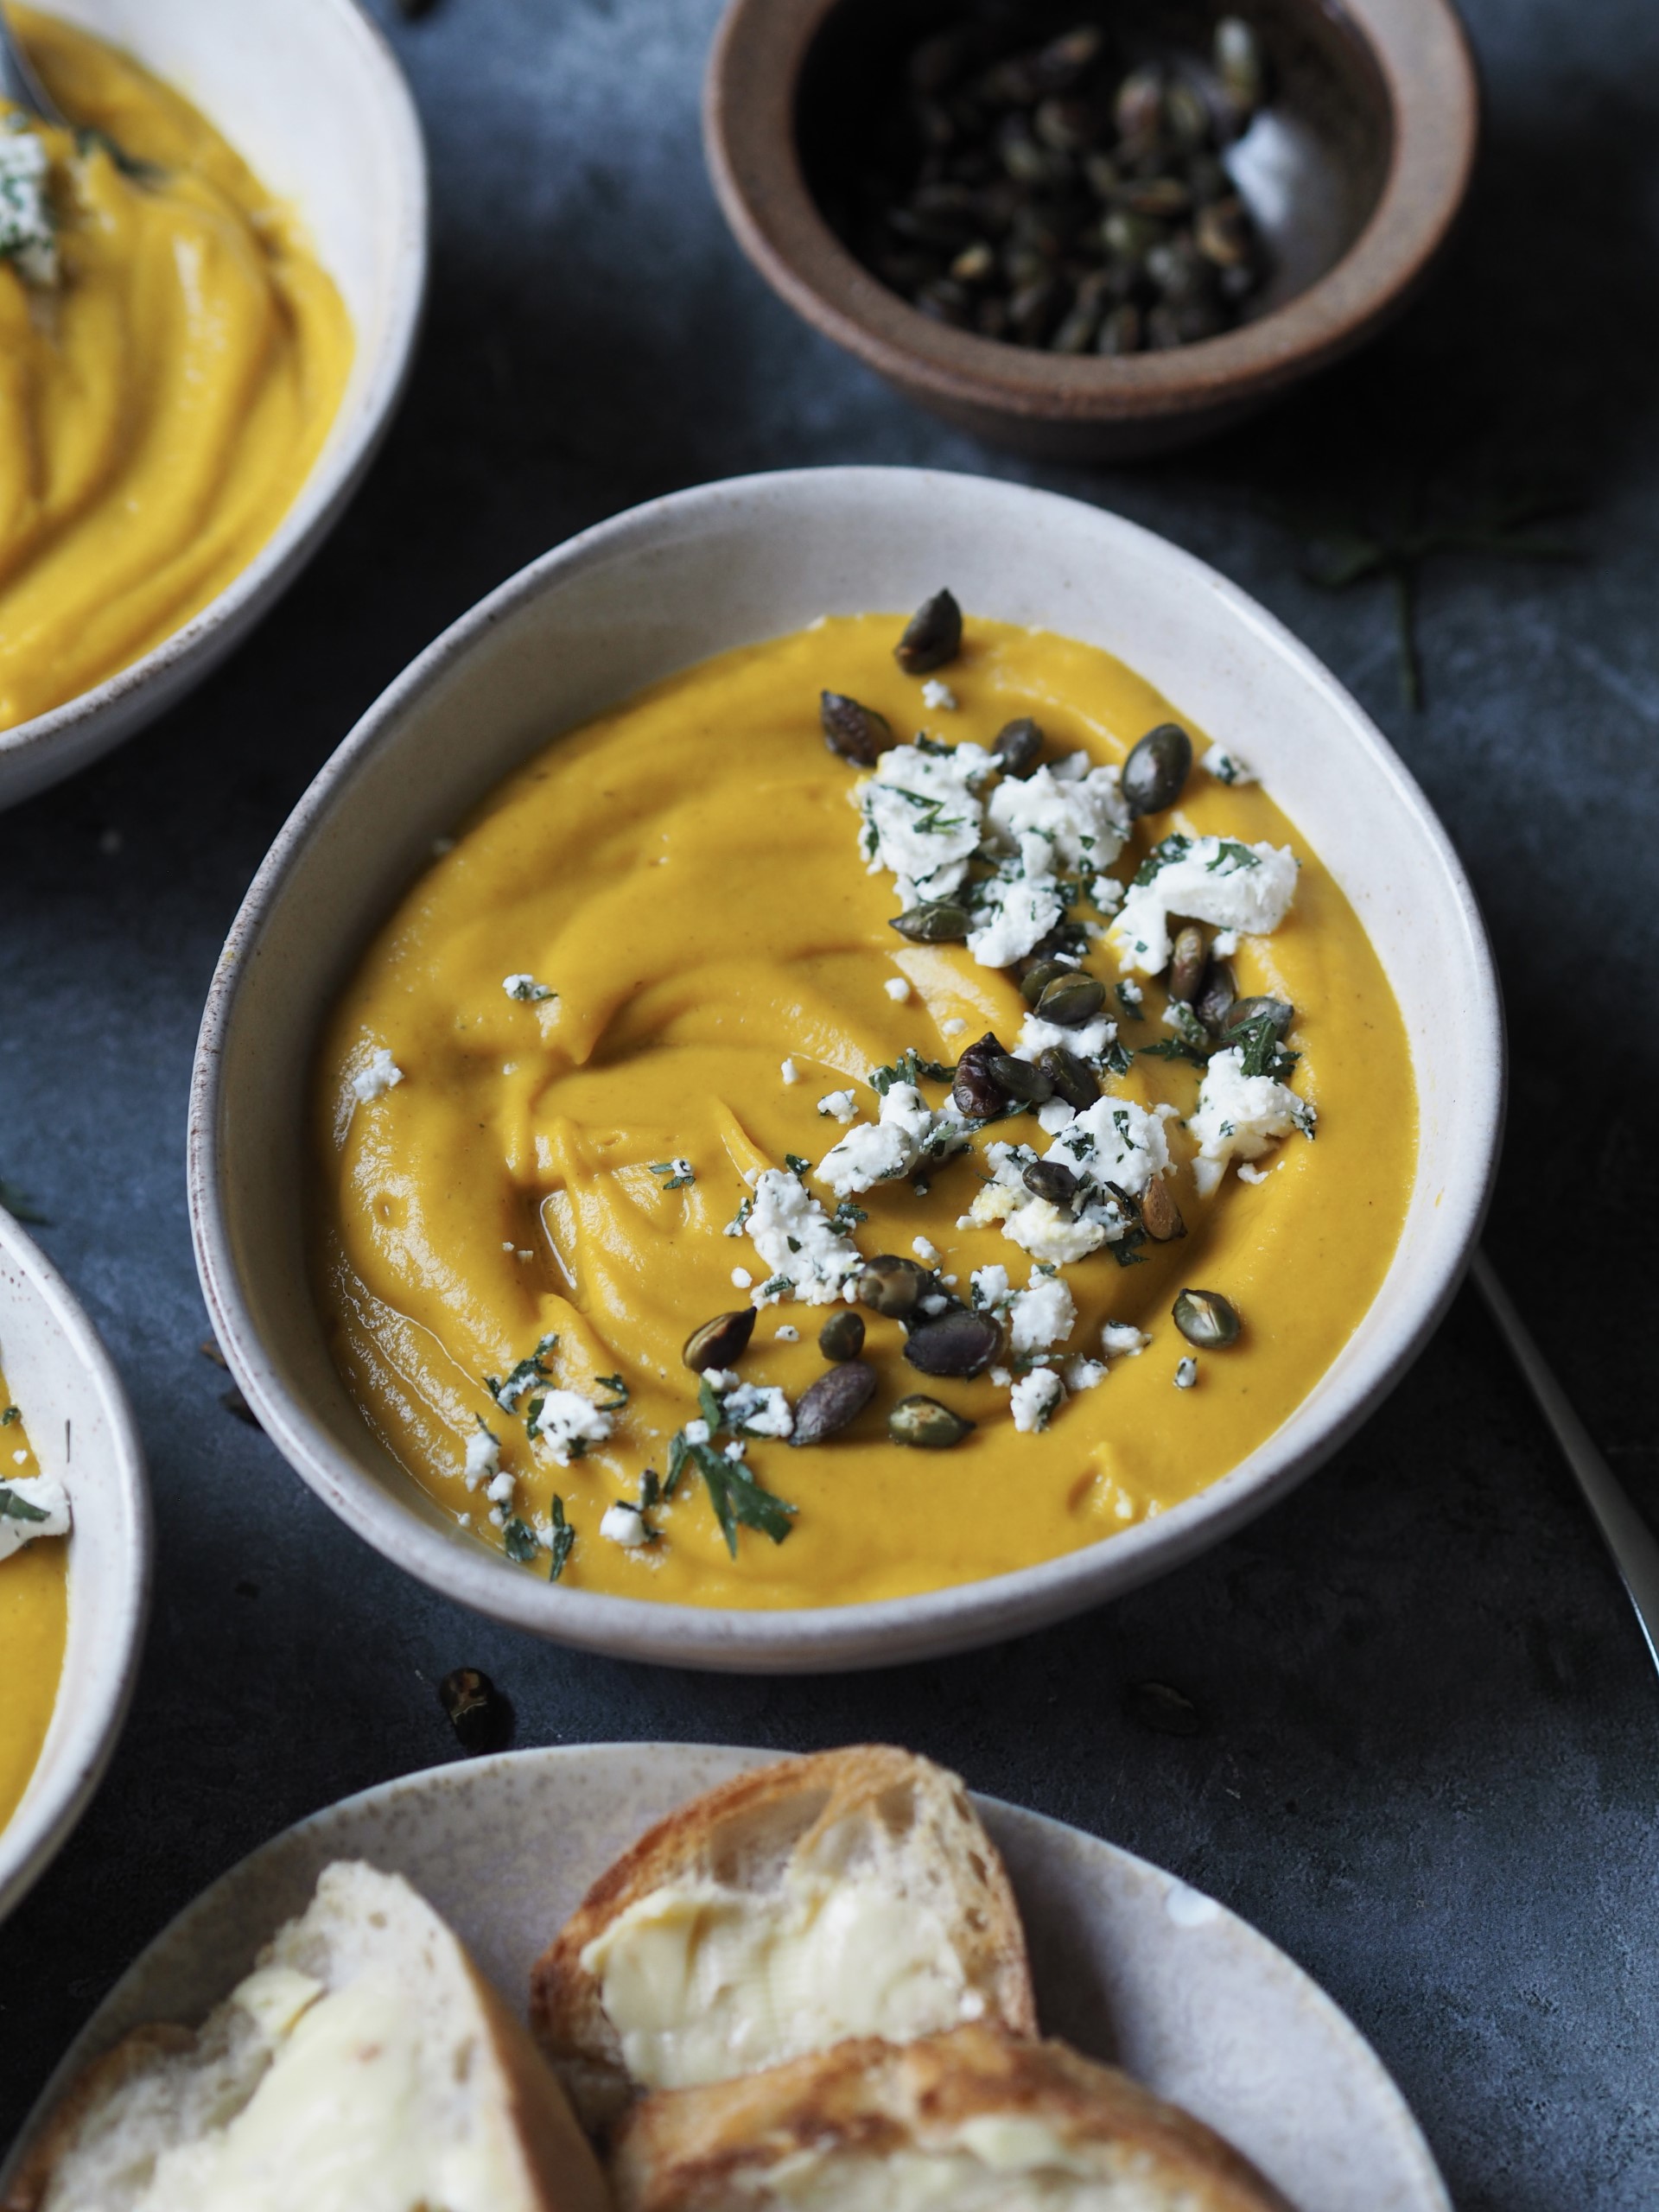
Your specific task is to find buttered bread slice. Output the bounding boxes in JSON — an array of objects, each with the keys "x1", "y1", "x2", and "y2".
[
  {"x1": 611, "y1": 2024, "x2": 1294, "y2": 2212},
  {"x1": 531, "y1": 1746, "x2": 1036, "y2": 2128},
  {"x1": 8, "y1": 1861, "x2": 607, "y2": 2212}
]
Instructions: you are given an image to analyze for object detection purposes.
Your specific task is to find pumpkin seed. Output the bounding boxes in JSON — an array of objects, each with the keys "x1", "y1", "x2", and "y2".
[
  {"x1": 904, "y1": 1310, "x2": 1001, "y2": 1378},
  {"x1": 821, "y1": 691, "x2": 892, "y2": 766},
  {"x1": 1194, "y1": 960, "x2": 1237, "y2": 1034},
  {"x1": 890, "y1": 1395, "x2": 976, "y2": 1449},
  {"x1": 1225, "y1": 995, "x2": 1294, "y2": 1039},
  {"x1": 858, "y1": 1254, "x2": 930, "y2": 1319},
  {"x1": 1020, "y1": 956, "x2": 1073, "y2": 1005},
  {"x1": 891, "y1": 900, "x2": 971, "y2": 943},
  {"x1": 1022, "y1": 1159, "x2": 1078, "y2": 1209},
  {"x1": 1166, "y1": 924, "x2": 1208, "y2": 1004},
  {"x1": 1121, "y1": 722, "x2": 1192, "y2": 817},
  {"x1": 818, "y1": 1309, "x2": 867, "y2": 1362},
  {"x1": 1034, "y1": 971, "x2": 1106, "y2": 1027},
  {"x1": 1139, "y1": 1175, "x2": 1186, "y2": 1243},
  {"x1": 992, "y1": 715, "x2": 1044, "y2": 776},
  {"x1": 683, "y1": 1308, "x2": 756, "y2": 1372},
  {"x1": 951, "y1": 1032, "x2": 1009, "y2": 1120},
  {"x1": 1173, "y1": 1287, "x2": 1240, "y2": 1349},
  {"x1": 986, "y1": 1050, "x2": 1053, "y2": 1105},
  {"x1": 1035, "y1": 1045, "x2": 1099, "y2": 1110},
  {"x1": 791, "y1": 1359, "x2": 878, "y2": 1445},
  {"x1": 895, "y1": 589, "x2": 963, "y2": 675}
]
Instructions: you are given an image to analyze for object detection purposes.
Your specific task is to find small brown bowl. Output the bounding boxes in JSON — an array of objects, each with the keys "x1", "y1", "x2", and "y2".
[{"x1": 704, "y1": 0, "x2": 1478, "y2": 459}]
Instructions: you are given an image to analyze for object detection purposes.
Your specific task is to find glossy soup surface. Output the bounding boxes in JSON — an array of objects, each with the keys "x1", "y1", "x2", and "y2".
[{"x1": 315, "y1": 615, "x2": 1416, "y2": 1608}]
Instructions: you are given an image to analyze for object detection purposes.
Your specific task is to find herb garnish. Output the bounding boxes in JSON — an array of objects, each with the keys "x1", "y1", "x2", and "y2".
[
  {"x1": 870, "y1": 1047, "x2": 954, "y2": 1096},
  {"x1": 1131, "y1": 836, "x2": 1191, "y2": 889},
  {"x1": 0, "y1": 1407, "x2": 16, "y2": 1427},
  {"x1": 1115, "y1": 982, "x2": 1144, "y2": 1021},
  {"x1": 1103, "y1": 1040, "x2": 1134, "y2": 1077},
  {"x1": 545, "y1": 1496, "x2": 575, "y2": 1579},
  {"x1": 503, "y1": 1516, "x2": 541, "y2": 1565},
  {"x1": 1229, "y1": 1013, "x2": 1300, "y2": 1082},
  {"x1": 784, "y1": 1154, "x2": 812, "y2": 1179},
  {"x1": 1139, "y1": 1038, "x2": 1208, "y2": 1069},
  {"x1": 594, "y1": 1374, "x2": 630, "y2": 1413},
  {"x1": 486, "y1": 1332, "x2": 558, "y2": 1412},
  {"x1": 1205, "y1": 840, "x2": 1261, "y2": 873},
  {"x1": 830, "y1": 1200, "x2": 868, "y2": 1234},
  {"x1": 683, "y1": 1440, "x2": 796, "y2": 1556},
  {"x1": 0, "y1": 1485, "x2": 48, "y2": 1524},
  {"x1": 649, "y1": 1159, "x2": 696, "y2": 1190}
]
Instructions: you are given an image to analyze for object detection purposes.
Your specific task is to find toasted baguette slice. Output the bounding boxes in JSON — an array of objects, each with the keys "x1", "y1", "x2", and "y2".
[
  {"x1": 8, "y1": 1861, "x2": 607, "y2": 2212},
  {"x1": 611, "y1": 2024, "x2": 1294, "y2": 2212},
  {"x1": 531, "y1": 1746, "x2": 1036, "y2": 2130}
]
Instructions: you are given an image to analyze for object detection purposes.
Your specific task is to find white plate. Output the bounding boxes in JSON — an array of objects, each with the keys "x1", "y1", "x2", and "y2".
[
  {"x1": 0, "y1": 0, "x2": 427, "y2": 810},
  {"x1": 1, "y1": 1744, "x2": 1450, "y2": 2212},
  {"x1": 0, "y1": 1211, "x2": 149, "y2": 1922},
  {"x1": 189, "y1": 466, "x2": 1504, "y2": 1671}
]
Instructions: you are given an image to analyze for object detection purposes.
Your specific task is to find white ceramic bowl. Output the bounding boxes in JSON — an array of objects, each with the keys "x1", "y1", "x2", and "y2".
[
  {"x1": 2, "y1": 1744, "x2": 1452, "y2": 2212},
  {"x1": 188, "y1": 467, "x2": 1504, "y2": 1674},
  {"x1": 0, "y1": 0, "x2": 427, "y2": 811},
  {"x1": 0, "y1": 1211, "x2": 149, "y2": 1921}
]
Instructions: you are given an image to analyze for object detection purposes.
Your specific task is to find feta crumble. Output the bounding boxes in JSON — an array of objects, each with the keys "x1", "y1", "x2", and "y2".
[
  {"x1": 965, "y1": 868, "x2": 1064, "y2": 969},
  {"x1": 1010, "y1": 1369, "x2": 1065, "y2": 1433},
  {"x1": 780, "y1": 1057, "x2": 800, "y2": 1084},
  {"x1": 985, "y1": 760, "x2": 1130, "y2": 876},
  {"x1": 969, "y1": 1262, "x2": 1012, "y2": 1311},
  {"x1": 858, "y1": 739, "x2": 995, "y2": 906},
  {"x1": 1064, "y1": 1357, "x2": 1106, "y2": 1393},
  {"x1": 462, "y1": 1424, "x2": 500, "y2": 1491},
  {"x1": 1111, "y1": 836, "x2": 1299, "y2": 976},
  {"x1": 912, "y1": 1235, "x2": 942, "y2": 1266},
  {"x1": 350, "y1": 1047, "x2": 404, "y2": 1103},
  {"x1": 817, "y1": 1089, "x2": 858, "y2": 1123},
  {"x1": 745, "y1": 1166, "x2": 863, "y2": 1305},
  {"x1": 1188, "y1": 1046, "x2": 1316, "y2": 1195},
  {"x1": 1203, "y1": 742, "x2": 1257, "y2": 786},
  {"x1": 731, "y1": 1266, "x2": 754, "y2": 1289},
  {"x1": 941, "y1": 1017, "x2": 966, "y2": 1038},
  {"x1": 527, "y1": 1390, "x2": 615, "y2": 1466},
  {"x1": 0, "y1": 129, "x2": 57, "y2": 288},
  {"x1": 1015, "y1": 1009, "x2": 1118, "y2": 1065},
  {"x1": 601, "y1": 1502, "x2": 650, "y2": 1548},
  {"x1": 967, "y1": 1096, "x2": 1172, "y2": 1265},
  {"x1": 883, "y1": 976, "x2": 912, "y2": 1003},
  {"x1": 721, "y1": 1382, "x2": 794, "y2": 1439},
  {"x1": 776, "y1": 1325, "x2": 800, "y2": 1342},
  {"x1": 1007, "y1": 1272, "x2": 1077, "y2": 1358},
  {"x1": 503, "y1": 974, "x2": 556, "y2": 1002},
  {"x1": 683, "y1": 1419, "x2": 712, "y2": 1446},
  {"x1": 921, "y1": 680, "x2": 958, "y2": 710},
  {"x1": 816, "y1": 1084, "x2": 967, "y2": 1198},
  {"x1": 1174, "y1": 1357, "x2": 1198, "y2": 1390},
  {"x1": 1101, "y1": 1321, "x2": 1151, "y2": 1359},
  {"x1": 0, "y1": 1471, "x2": 70, "y2": 1562}
]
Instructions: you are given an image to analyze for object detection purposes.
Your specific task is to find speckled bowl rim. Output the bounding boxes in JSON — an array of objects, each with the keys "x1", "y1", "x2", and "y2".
[
  {"x1": 188, "y1": 465, "x2": 1504, "y2": 1674},
  {"x1": 1, "y1": 1743, "x2": 1452, "y2": 2212},
  {"x1": 0, "y1": 0, "x2": 428, "y2": 810},
  {"x1": 0, "y1": 1213, "x2": 150, "y2": 1923},
  {"x1": 704, "y1": 0, "x2": 1479, "y2": 431}
]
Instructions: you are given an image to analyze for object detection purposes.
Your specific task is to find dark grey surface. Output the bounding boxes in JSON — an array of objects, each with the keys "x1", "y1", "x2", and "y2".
[{"x1": 3, "y1": 0, "x2": 1656, "y2": 2202}]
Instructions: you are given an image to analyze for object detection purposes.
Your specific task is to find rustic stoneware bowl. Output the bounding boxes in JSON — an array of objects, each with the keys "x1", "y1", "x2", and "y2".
[
  {"x1": 2, "y1": 1745, "x2": 1452, "y2": 2211},
  {"x1": 0, "y1": 0, "x2": 428, "y2": 812},
  {"x1": 705, "y1": 0, "x2": 1478, "y2": 458},
  {"x1": 0, "y1": 1211, "x2": 149, "y2": 1923},
  {"x1": 188, "y1": 466, "x2": 1503, "y2": 1674}
]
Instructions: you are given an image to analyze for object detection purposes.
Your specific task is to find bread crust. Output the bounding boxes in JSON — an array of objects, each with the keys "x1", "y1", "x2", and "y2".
[
  {"x1": 3, "y1": 2030, "x2": 194, "y2": 2212},
  {"x1": 611, "y1": 2024, "x2": 1295, "y2": 2212},
  {"x1": 528, "y1": 1745, "x2": 1037, "y2": 2129}
]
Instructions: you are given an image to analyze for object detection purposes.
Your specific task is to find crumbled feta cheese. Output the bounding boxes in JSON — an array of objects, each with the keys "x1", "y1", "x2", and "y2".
[
  {"x1": 985, "y1": 760, "x2": 1130, "y2": 876},
  {"x1": 1111, "y1": 836, "x2": 1298, "y2": 976},
  {"x1": 487, "y1": 1506, "x2": 505, "y2": 1529},
  {"x1": 970, "y1": 1262, "x2": 1012, "y2": 1311},
  {"x1": 1090, "y1": 875, "x2": 1125, "y2": 916},
  {"x1": 1101, "y1": 1321, "x2": 1150, "y2": 1359},
  {"x1": 702, "y1": 1368, "x2": 739, "y2": 1392},
  {"x1": 721, "y1": 1382, "x2": 794, "y2": 1440},
  {"x1": 941, "y1": 1017, "x2": 966, "y2": 1038},
  {"x1": 1007, "y1": 1272, "x2": 1077, "y2": 1358},
  {"x1": 0, "y1": 1471, "x2": 70, "y2": 1562},
  {"x1": 485, "y1": 1469, "x2": 515, "y2": 1507},
  {"x1": 1064, "y1": 1357, "x2": 1106, "y2": 1393},
  {"x1": 745, "y1": 1166, "x2": 863, "y2": 1304},
  {"x1": 1211, "y1": 930, "x2": 1240, "y2": 957},
  {"x1": 462, "y1": 1425, "x2": 500, "y2": 1491},
  {"x1": 921, "y1": 679, "x2": 958, "y2": 710},
  {"x1": 503, "y1": 974, "x2": 555, "y2": 1002},
  {"x1": 527, "y1": 1390, "x2": 615, "y2": 1466},
  {"x1": 1236, "y1": 1160, "x2": 1268, "y2": 1185},
  {"x1": 1188, "y1": 1046, "x2": 1316, "y2": 1195},
  {"x1": 683, "y1": 1419, "x2": 712, "y2": 1447},
  {"x1": 1010, "y1": 1369, "x2": 1065, "y2": 1433},
  {"x1": 968, "y1": 1097, "x2": 1172, "y2": 1266},
  {"x1": 919, "y1": 1292, "x2": 949, "y2": 1316},
  {"x1": 1015, "y1": 1010, "x2": 1119, "y2": 1065},
  {"x1": 884, "y1": 976, "x2": 911, "y2": 1002},
  {"x1": 817, "y1": 1089, "x2": 858, "y2": 1123},
  {"x1": 776, "y1": 1325, "x2": 799, "y2": 1342},
  {"x1": 912, "y1": 1235, "x2": 941, "y2": 1266},
  {"x1": 989, "y1": 1365, "x2": 1012, "y2": 1387},
  {"x1": 1203, "y1": 742, "x2": 1257, "y2": 786},
  {"x1": 780, "y1": 1057, "x2": 800, "y2": 1084},
  {"x1": 858, "y1": 740, "x2": 994, "y2": 905},
  {"x1": 350, "y1": 1047, "x2": 404, "y2": 1103},
  {"x1": 601, "y1": 1503, "x2": 650, "y2": 1548},
  {"x1": 1037, "y1": 1098, "x2": 1076, "y2": 1135},
  {"x1": 965, "y1": 868, "x2": 1065, "y2": 968},
  {"x1": 731, "y1": 1266, "x2": 754, "y2": 1289},
  {"x1": 816, "y1": 1084, "x2": 965, "y2": 1198},
  {"x1": 0, "y1": 130, "x2": 57, "y2": 288},
  {"x1": 1174, "y1": 1357, "x2": 1198, "y2": 1389}
]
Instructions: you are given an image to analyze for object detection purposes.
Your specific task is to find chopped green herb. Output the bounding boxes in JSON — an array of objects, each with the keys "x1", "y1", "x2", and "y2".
[
  {"x1": 1139, "y1": 1039, "x2": 1208, "y2": 1068},
  {"x1": 0, "y1": 1485, "x2": 48, "y2": 1524},
  {"x1": 594, "y1": 1374, "x2": 630, "y2": 1413},
  {"x1": 784, "y1": 1154, "x2": 812, "y2": 1179},
  {"x1": 485, "y1": 1332, "x2": 558, "y2": 1413},
  {"x1": 830, "y1": 1200, "x2": 868, "y2": 1235},
  {"x1": 725, "y1": 1195, "x2": 753, "y2": 1237},
  {"x1": 1103, "y1": 1040, "x2": 1134, "y2": 1077},
  {"x1": 1131, "y1": 836, "x2": 1191, "y2": 889},
  {"x1": 1115, "y1": 982, "x2": 1145, "y2": 1020},
  {"x1": 503, "y1": 1515, "x2": 541, "y2": 1565},
  {"x1": 546, "y1": 1496, "x2": 575, "y2": 1580},
  {"x1": 1109, "y1": 1230, "x2": 1149, "y2": 1268},
  {"x1": 869, "y1": 1047, "x2": 954, "y2": 1096},
  {"x1": 0, "y1": 1407, "x2": 16, "y2": 1427},
  {"x1": 1205, "y1": 839, "x2": 1261, "y2": 874},
  {"x1": 686, "y1": 1440, "x2": 796, "y2": 1557},
  {"x1": 1228, "y1": 1013, "x2": 1300, "y2": 1082},
  {"x1": 1163, "y1": 1001, "x2": 1211, "y2": 1053},
  {"x1": 664, "y1": 1431, "x2": 690, "y2": 1497},
  {"x1": 698, "y1": 1375, "x2": 726, "y2": 1433},
  {"x1": 648, "y1": 1159, "x2": 696, "y2": 1191}
]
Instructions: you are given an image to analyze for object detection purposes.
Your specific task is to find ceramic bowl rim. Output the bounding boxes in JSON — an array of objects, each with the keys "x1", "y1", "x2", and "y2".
[
  {"x1": 0, "y1": 0, "x2": 429, "y2": 798},
  {"x1": 0, "y1": 1212, "x2": 151, "y2": 1922},
  {"x1": 188, "y1": 464, "x2": 1504, "y2": 1674},
  {"x1": 702, "y1": 0, "x2": 1480, "y2": 431}
]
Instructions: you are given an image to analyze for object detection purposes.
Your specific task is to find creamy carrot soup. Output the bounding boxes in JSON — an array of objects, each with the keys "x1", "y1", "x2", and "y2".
[
  {"x1": 0, "y1": 1371, "x2": 68, "y2": 1827},
  {"x1": 0, "y1": 10, "x2": 353, "y2": 728},
  {"x1": 314, "y1": 607, "x2": 1414, "y2": 1608}
]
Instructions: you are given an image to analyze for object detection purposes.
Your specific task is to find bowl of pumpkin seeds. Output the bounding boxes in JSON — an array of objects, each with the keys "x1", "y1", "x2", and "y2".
[{"x1": 705, "y1": 0, "x2": 1478, "y2": 457}]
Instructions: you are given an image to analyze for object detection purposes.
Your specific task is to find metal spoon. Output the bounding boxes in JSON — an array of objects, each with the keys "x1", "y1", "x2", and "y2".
[
  {"x1": 0, "y1": 3, "x2": 65, "y2": 126},
  {"x1": 1471, "y1": 1248, "x2": 1659, "y2": 1675}
]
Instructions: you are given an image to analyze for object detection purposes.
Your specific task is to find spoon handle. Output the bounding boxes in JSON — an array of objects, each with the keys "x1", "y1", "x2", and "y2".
[{"x1": 1471, "y1": 1248, "x2": 1659, "y2": 1676}]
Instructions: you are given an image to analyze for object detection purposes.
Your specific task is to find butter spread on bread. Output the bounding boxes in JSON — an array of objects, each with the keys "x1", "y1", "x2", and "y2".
[
  {"x1": 531, "y1": 1746, "x2": 1036, "y2": 2127},
  {"x1": 9, "y1": 1862, "x2": 607, "y2": 2212}
]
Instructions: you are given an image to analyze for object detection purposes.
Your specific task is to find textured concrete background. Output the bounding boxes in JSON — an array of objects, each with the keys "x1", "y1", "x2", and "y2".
[{"x1": 3, "y1": 0, "x2": 1657, "y2": 2201}]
